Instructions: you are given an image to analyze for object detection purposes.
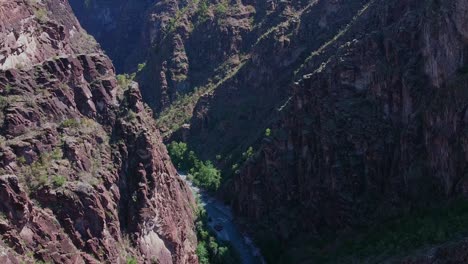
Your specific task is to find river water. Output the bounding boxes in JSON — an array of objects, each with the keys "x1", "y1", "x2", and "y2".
[{"x1": 179, "y1": 174, "x2": 265, "y2": 264}]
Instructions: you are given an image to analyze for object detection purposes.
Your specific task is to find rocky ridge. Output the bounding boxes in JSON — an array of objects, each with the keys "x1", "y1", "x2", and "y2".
[{"x1": 0, "y1": 0, "x2": 197, "y2": 263}]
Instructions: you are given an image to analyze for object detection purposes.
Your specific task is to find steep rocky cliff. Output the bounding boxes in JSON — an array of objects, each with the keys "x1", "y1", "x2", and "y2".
[
  {"x1": 0, "y1": 0, "x2": 197, "y2": 263},
  {"x1": 232, "y1": 0, "x2": 468, "y2": 261},
  {"x1": 67, "y1": 0, "x2": 468, "y2": 262}
]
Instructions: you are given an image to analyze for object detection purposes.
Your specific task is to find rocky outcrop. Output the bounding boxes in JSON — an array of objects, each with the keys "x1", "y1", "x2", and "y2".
[
  {"x1": 233, "y1": 0, "x2": 468, "y2": 260},
  {"x1": 0, "y1": 0, "x2": 99, "y2": 70},
  {"x1": 0, "y1": 1, "x2": 197, "y2": 263}
]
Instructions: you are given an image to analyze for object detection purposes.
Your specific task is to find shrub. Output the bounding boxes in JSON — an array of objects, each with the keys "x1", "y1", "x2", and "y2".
[
  {"x1": 61, "y1": 118, "x2": 80, "y2": 128},
  {"x1": 167, "y1": 141, "x2": 188, "y2": 170},
  {"x1": 197, "y1": 0, "x2": 210, "y2": 23},
  {"x1": 190, "y1": 160, "x2": 221, "y2": 191},
  {"x1": 126, "y1": 257, "x2": 137, "y2": 264},
  {"x1": 242, "y1": 146, "x2": 254, "y2": 160},
  {"x1": 17, "y1": 156, "x2": 27, "y2": 165},
  {"x1": 137, "y1": 62, "x2": 146, "y2": 72},
  {"x1": 265, "y1": 128, "x2": 272, "y2": 137},
  {"x1": 34, "y1": 8, "x2": 48, "y2": 23},
  {"x1": 52, "y1": 175, "x2": 66, "y2": 187}
]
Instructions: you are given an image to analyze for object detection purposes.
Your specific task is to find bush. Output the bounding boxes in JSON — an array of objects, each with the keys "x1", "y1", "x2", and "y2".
[
  {"x1": 52, "y1": 175, "x2": 66, "y2": 188},
  {"x1": 137, "y1": 62, "x2": 146, "y2": 72},
  {"x1": 167, "y1": 141, "x2": 221, "y2": 191},
  {"x1": 61, "y1": 118, "x2": 80, "y2": 128},
  {"x1": 167, "y1": 141, "x2": 189, "y2": 170},
  {"x1": 242, "y1": 146, "x2": 254, "y2": 160},
  {"x1": 126, "y1": 257, "x2": 137, "y2": 264},
  {"x1": 265, "y1": 128, "x2": 272, "y2": 137},
  {"x1": 197, "y1": 0, "x2": 210, "y2": 23},
  {"x1": 190, "y1": 161, "x2": 221, "y2": 191}
]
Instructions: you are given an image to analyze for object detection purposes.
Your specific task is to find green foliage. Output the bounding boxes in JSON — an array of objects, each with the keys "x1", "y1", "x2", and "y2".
[
  {"x1": 242, "y1": 146, "x2": 254, "y2": 160},
  {"x1": 167, "y1": 141, "x2": 221, "y2": 191},
  {"x1": 52, "y1": 175, "x2": 66, "y2": 188},
  {"x1": 215, "y1": 1, "x2": 229, "y2": 17},
  {"x1": 197, "y1": 0, "x2": 210, "y2": 23},
  {"x1": 34, "y1": 8, "x2": 48, "y2": 23},
  {"x1": 190, "y1": 160, "x2": 221, "y2": 191},
  {"x1": 157, "y1": 58, "x2": 248, "y2": 137},
  {"x1": 167, "y1": 141, "x2": 189, "y2": 170},
  {"x1": 126, "y1": 257, "x2": 137, "y2": 264},
  {"x1": 4, "y1": 84, "x2": 12, "y2": 93},
  {"x1": 61, "y1": 118, "x2": 80, "y2": 128},
  {"x1": 265, "y1": 128, "x2": 271, "y2": 137},
  {"x1": 272, "y1": 199, "x2": 468, "y2": 263},
  {"x1": 196, "y1": 242, "x2": 210, "y2": 264},
  {"x1": 137, "y1": 62, "x2": 146, "y2": 72},
  {"x1": 0, "y1": 96, "x2": 8, "y2": 109},
  {"x1": 17, "y1": 156, "x2": 27, "y2": 165},
  {"x1": 195, "y1": 202, "x2": 240, "y2": 264},
  {"x1": 125, "y1": 110, "x2": 138, "y2": 122},
  {"x1": 116, "y1": 74, "x2": 134, "y2": 89}
]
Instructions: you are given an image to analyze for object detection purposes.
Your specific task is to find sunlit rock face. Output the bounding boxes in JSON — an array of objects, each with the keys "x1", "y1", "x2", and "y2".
[{"x1": 0, "y1": 1, "x2": 197, "y2": 263}]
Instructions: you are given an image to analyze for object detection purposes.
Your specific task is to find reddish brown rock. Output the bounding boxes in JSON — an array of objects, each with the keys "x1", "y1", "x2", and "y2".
[{"x1": 0, "y1": 0, "x2": 198, "y2": 263}]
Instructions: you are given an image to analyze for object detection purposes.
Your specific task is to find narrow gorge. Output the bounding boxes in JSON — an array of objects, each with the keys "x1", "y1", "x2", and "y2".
[{"x1": 0, "y1": 0, "x2": 467, "y2": 263}]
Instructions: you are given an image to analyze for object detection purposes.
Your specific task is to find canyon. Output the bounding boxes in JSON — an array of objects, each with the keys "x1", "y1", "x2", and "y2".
[
  {"x1": 0, "y1": 0, "x2": 196, "y2": 263},
  {"x1": 0, "y1": 0, "x2": 467, "y2": 263}
]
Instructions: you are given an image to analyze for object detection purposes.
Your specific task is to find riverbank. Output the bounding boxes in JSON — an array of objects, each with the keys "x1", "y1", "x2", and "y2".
[{"x1": 179, "y1": 174, "x2": 265, "y2": 264}]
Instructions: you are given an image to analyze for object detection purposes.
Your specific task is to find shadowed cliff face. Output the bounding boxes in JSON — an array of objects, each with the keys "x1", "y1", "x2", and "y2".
[
  {"x1": 68, "y1": 0, "x2": 154, "y2": 73},
  {"x1": 0, "y1": 1, "x2": 197, "y2": 263},
  {"x1": 232, "y1": 0, "x2": 468, "y2": 261},
  {"x1": 68, "y1": 0, "x2": 467, "y2": 262}
]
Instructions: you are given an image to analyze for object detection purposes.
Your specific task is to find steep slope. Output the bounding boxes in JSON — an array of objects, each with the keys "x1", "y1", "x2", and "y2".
[
  {"x1": 0, "y1": 0, "x2": 197, "y2": 263},
  {"x1": 68, "y1": 0, "x2": 467, "y2": 262},
  {"x1": 233, "y1": 0, "x2": 468, "y2": 262}
]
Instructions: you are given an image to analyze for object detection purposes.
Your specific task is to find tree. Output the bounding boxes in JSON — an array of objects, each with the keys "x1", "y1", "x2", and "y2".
[
  {"x1": 167, "y1": 141, "x2": 188, "y2": 170},
  {"x1": 192, "y1": 161, "x2": 221, "y2": 191}
]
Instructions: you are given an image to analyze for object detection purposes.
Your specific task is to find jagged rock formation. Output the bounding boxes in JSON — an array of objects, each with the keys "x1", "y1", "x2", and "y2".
[
  {"x1": 69, "y1": 0, "x2": 467, "y2": 262},
  {"x1": 0, "y1": 0, "x2": 197, "y2": 263}
]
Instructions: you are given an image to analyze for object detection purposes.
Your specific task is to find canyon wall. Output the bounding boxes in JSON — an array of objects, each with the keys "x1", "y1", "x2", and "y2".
[{"x1": 0, "y1": 0, "x2": 197, "y2": 263}]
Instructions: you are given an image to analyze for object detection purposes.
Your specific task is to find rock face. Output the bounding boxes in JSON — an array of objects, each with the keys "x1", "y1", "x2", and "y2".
[
  {"x1": 0, "y1": 0, "x2": 197, "y2": 263},
  {"x1": 69, "y1": 0, "x2": 468, "y2": 262},
  {"x1": 233, "y1": 0, "x2": 468, "y2": 259}
]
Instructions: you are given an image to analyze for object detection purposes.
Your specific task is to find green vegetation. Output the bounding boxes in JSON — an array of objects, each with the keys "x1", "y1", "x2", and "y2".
[
  {"x1": 167, "y1": 141, "x2": 189, "y2": 169},
  {"x1": 197, "y1": 0, "x2": 210, "y2": 23},
  {"x1": 116, "y1": 73, "x2": 135, "y2": 89},
  {"x1": 195, "y1": 201, "x2": 240, "y2": 264},
  {"x1": 137, "y1": 62, "x2": 146, "y2": 72},
  {"x1": 17, "y1": 156, "x2": 27, "y2": 165},
  {"x1": 214, "y1": 1, "x2": 229, "y2": 17},
  {"x1": 52, "y1": 175, "x2": 66, "y2": 187},
  {"x1": 60, "y1": 118, "x2": 80, "y2": 128},
  {"x1": 157, "y1": 57, "x2": 248, "y2": 137},
  {"x1": 167, "y1": 141, "x2": 221, "y2": 191},
  {"x1": 190, "y1": 160, "x2": 221, "y2": 191},
  {"x1": 126, "y1": 257, "x2": 137, "y2": 264},
  {"x1": 265, "y1": 128, "x2": 271, "y2": 137},
  {"x1": 266, "y1": 199, "x2": 468, "y2": 263},
  {"x1": 34, "y1": 7, "x2": 48, "y2": 23},
  {"x1": 19, "y1": 149, "x2": 65, "y2": 191},
  {"x1": 242, "y1": 146, "x2": 254, "y2": 160}
]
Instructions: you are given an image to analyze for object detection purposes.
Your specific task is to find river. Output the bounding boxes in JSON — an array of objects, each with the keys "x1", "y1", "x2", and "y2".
[{"x1": 179, "y1": 174, "x2": 265, "y2": 264}]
